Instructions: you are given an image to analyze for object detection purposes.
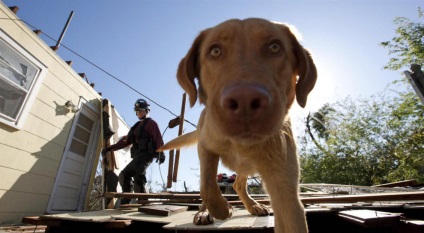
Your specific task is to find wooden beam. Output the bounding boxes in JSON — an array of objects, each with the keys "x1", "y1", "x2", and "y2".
[
  {"x1": 228, "y1": 191, "x2": 424, "y2": 206},
  {"x1": 167, "y1": 150, "x2": 174, "y2": 188},
  {"x1": 173, "y1": 93, "x2": 186, "y2": 182},
  {"x1": 33, "y1": 29, "x2": 42, "y2": 35},
  {"x1": 138, "y1": 205, "x2": 188, "y2": 216},
  {"x1": 22, "y1": 216, "x2": 61, "y2": 227},
  {"x1": 50, "y1": 45, "x2": 59, "y2": 52},
  {"x1": 8, "y1": 6, "x2": 19, "y2": 14},
  {"x1": 338, "y1": 210, "x2": 401, "y2": 228},
  {"x1": 102, "y1": 220, "x2": 132, "y2": 228},
  {"x1": 300, "y1": 191, "x2": 424, "y2": 204},
  {"x1": 104, "y1": 192, "x2": 253, "y2": 201},
  {"x1": 373, "y1": 179, "x2": 418, "y2": 188}
]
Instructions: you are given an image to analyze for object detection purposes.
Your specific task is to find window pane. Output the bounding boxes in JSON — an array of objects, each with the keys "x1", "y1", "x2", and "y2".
[
  {"x1": 78, "y1": 114, "x2": 94, "y2": 131},
  {"x1": 69, "y1": 139, "x2": 88, "y2": 157},
  {"x1": 0, "y1": 77, "x2": 26, "y2": 119},
  {"x1": 74, "y1": 125, "x2": 90, "y2": 143},
  {"x1": 0, "y1": 39, "x2": 39, "y2": 90}
]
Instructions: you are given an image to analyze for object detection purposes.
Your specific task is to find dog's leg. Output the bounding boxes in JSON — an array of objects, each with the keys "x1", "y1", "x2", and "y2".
[
  {"x1": 194, "y1": 146, "x2": 233, "y2": 225},
  {"x1": 260, "y1": 166, "x2": 307, "y2": 233},
  {"x1": 233, "y1": 174, "x2": 270, "y2": 216},
  {"x1": 259, "y1": 134, "x2": 308, "y2": 233}
]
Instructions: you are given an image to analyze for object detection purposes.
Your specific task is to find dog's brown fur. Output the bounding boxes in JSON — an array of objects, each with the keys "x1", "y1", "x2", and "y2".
[{"x1": 158, "y1": 18, "x2": 317, "y2": 233}]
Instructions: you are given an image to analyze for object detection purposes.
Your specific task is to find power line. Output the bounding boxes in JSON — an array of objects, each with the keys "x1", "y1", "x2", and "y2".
[{"x1": 0, "y1": 17, "x2": 197, "y2": 128}]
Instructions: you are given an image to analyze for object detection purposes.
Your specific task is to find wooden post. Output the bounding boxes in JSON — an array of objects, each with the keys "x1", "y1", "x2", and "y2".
[
  {"x1": 102, "y1": 99, "x2": 117, "y2": 209},
  {"x1": 172, "y1": 93, "x2": 186, "y2": 182},
  {"x1": 166, "y1": 150, "x2": 174, "y2": 188}
]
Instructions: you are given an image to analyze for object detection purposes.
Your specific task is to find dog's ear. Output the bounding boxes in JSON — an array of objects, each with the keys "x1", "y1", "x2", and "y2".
[
  {"x1": 177, "y1": 30, "x2": 208, "y2": 107},
  {"x1": 284, "y1": 26, "x2": 317, "y2": 108},
  {"x1": 294, "y1": 47, "x2": 317, "y2": 108}
]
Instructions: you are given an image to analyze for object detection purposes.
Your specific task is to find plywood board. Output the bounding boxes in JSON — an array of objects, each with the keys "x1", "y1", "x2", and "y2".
[
  {"x1": 138, "y1": 205, "x2": 188, "y2": 216},
  {"x1": 40, "y1": 209, "x2": 132, "y2": 222},
  {"x1": 338, "y1": 209, "x2": 402, "y2": 227},
  {"x1": 113, "y1": 209, "x2": 196, "y2": 224},
  {"x1": 162, "y1": 208, "x2": 273, "y2": 230}
]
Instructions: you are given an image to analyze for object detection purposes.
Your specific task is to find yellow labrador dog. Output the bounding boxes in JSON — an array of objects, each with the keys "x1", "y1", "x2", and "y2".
[{"x1": 158, "y1": 18, "x2": 317, "y2": 233}]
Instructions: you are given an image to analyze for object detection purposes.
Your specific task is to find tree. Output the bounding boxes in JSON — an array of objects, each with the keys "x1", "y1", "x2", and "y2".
[
  {"x1": 299, "y1": 6, "x2": 424, "y2": 186},
  {"x1": 380, "y1": 7, "x2": 424, "y2": 71},
  {"x1": 299, "y1": 85, "x2": 424, "y2": 185}
]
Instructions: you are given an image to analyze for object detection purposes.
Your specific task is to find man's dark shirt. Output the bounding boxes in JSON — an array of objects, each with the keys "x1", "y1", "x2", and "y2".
[{"x1": 108, "y1": 118, "x2": 164, "y2": 151}]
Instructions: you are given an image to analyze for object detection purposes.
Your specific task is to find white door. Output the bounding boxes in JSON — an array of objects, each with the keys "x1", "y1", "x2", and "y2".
[{"x1": 47, "y1": 102, "x2": 100, "y2": 213}]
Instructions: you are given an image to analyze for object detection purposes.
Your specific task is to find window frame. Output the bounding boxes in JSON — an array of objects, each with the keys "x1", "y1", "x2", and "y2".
[{"x1": 0, "y1": 29, "x2": 47, "y2": 129}]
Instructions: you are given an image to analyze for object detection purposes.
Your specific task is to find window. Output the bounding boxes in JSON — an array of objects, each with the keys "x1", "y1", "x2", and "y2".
[
  {"x1": 0, "y1": 30, "x2": 47, "y2": 128},
  {"x1": 69, "y1": 114, "x2": 94, "y2": 157}
]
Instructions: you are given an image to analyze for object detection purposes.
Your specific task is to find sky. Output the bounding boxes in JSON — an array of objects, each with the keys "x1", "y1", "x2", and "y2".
[{"x1": 2, "y1": 0, "x2": 422, "y2": 192}]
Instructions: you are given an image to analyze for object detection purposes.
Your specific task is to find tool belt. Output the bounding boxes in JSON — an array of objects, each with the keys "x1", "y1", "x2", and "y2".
[{"x1": 130, "y1": 139, "x2": 157, "y2": 159}]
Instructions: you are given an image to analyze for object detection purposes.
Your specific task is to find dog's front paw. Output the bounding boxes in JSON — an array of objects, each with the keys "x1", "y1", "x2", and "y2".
[
  {"x1": 193, "y1": 211, "x2": 214, "y2": 225},
  {"x1": 249, "y1": 204, "x2": 271, "y2": 216},
  {"x1": 208, "y1": 199, "x2": 234, "y2": 220}
]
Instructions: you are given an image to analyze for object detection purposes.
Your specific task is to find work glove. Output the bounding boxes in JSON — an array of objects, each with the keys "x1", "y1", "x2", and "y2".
[
  {"x1": 156, "y1": 152, "x2": 165, "y2": 164},
  {"x1": 101, "y1": 148, "x2": 110, "y2": 157},
  {"x1": 101, "y1": 148, "x2": 110, "y2": 166}
]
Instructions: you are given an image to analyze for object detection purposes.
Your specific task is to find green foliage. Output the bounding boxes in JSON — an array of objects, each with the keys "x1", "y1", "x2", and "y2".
[
  {"x1": 299, "y1": 85, "x2": 424, "y2": 185},
  {"x1": 380, "y1": 7, "x2": 424, "y2": 71}
]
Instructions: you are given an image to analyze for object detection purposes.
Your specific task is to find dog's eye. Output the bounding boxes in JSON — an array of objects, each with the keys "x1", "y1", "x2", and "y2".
[
  {"x1": 210, "y1": 46, "x2": 222, "y2": 57},
  {"x1": 269, "y1": 42, "x2": 281, "y2": 54}
]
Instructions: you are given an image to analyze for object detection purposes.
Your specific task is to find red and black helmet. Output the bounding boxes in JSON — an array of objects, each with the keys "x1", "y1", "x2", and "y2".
[{"x1": 134, "y1": 99, "x2": 150, "y2": 111}]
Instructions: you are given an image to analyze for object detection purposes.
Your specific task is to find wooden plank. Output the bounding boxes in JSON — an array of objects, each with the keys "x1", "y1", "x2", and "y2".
[
  {"x1": 138, "y1": 205, "x2": 188, "y2": 216},
  {"x1": 162, "y1": 208, "x2": 272, "y2": 230},
  {"x1": 105, "y1": 192, "x2": 267, "y2": 200},
  {"x1": 0, "y1": 225, "x2": 47, "y2": 233},
  {"x1": 226, "y1": 191, "x2": 424, "y2": 206},
  {"x1": 23, "y1": 215, "x2": 131, "y2": 229},
  {"x1": 404, "y1": 219, "x2": 424, "y2": 226},
  {"x1": 373, "y1": 179, "x2": 418, "y2": 188},
  {"x1": 252, "y1": 214, "x2": 274, "y2": 228},
  {"x1": 102, "y1": 219, "x2": 133, "y2": 228},
  {"x1": 166, "y1": 149, "x2": 174, "y2": 188},
  {"x1": 39, "y1": 209, "x2": 129, "y2": 222},
  {"x1": 338, "y1": 209, "x2": 401, "y2": 228},
  {"x1": 137, "y1": 199, "x2": 202, "y2": 205},
  {"x1": 112, "y1": 209, "x2": 197, "y2": 224},
  {"x1": 22, "y1": 216, "x2": 61, "y2": 227},
  {"x1": 105, "y1": 192, "x2": 201, "y2": 200},
  {"x1": 402, "y1": 219, "x2": 424, "y2": 233},
  {"x1": 301, "y1": 191, "x2": 424, "y2": 204}
]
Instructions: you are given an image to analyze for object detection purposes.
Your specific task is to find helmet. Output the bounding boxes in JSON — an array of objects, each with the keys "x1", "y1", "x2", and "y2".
[{"x1": 134, "y1": 99, "x2": 150, "y2": 111}]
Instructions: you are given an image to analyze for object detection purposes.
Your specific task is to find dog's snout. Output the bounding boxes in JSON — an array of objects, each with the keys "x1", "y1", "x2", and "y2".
[{"x1": 221, "y1": 85, "x2": 271, "y2": 122}]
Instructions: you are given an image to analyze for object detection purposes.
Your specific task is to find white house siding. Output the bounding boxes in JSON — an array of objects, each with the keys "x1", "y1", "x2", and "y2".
[{"x1": 0, "y1": 2, "x2": 102, "y2": 225}]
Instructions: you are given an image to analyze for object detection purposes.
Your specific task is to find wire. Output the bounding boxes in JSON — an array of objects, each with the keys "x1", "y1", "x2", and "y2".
[
  {"x1": 161, "y1": 125, "x2": 169, "y2": 139},
  {"x1": 0, "y1": 17, "x2": 197, "y2": 128}
]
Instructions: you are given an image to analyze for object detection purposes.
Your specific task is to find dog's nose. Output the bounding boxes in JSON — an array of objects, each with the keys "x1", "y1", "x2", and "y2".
[{"x1": 220, "y1": 84, "x2": 271, "y2": 122}]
